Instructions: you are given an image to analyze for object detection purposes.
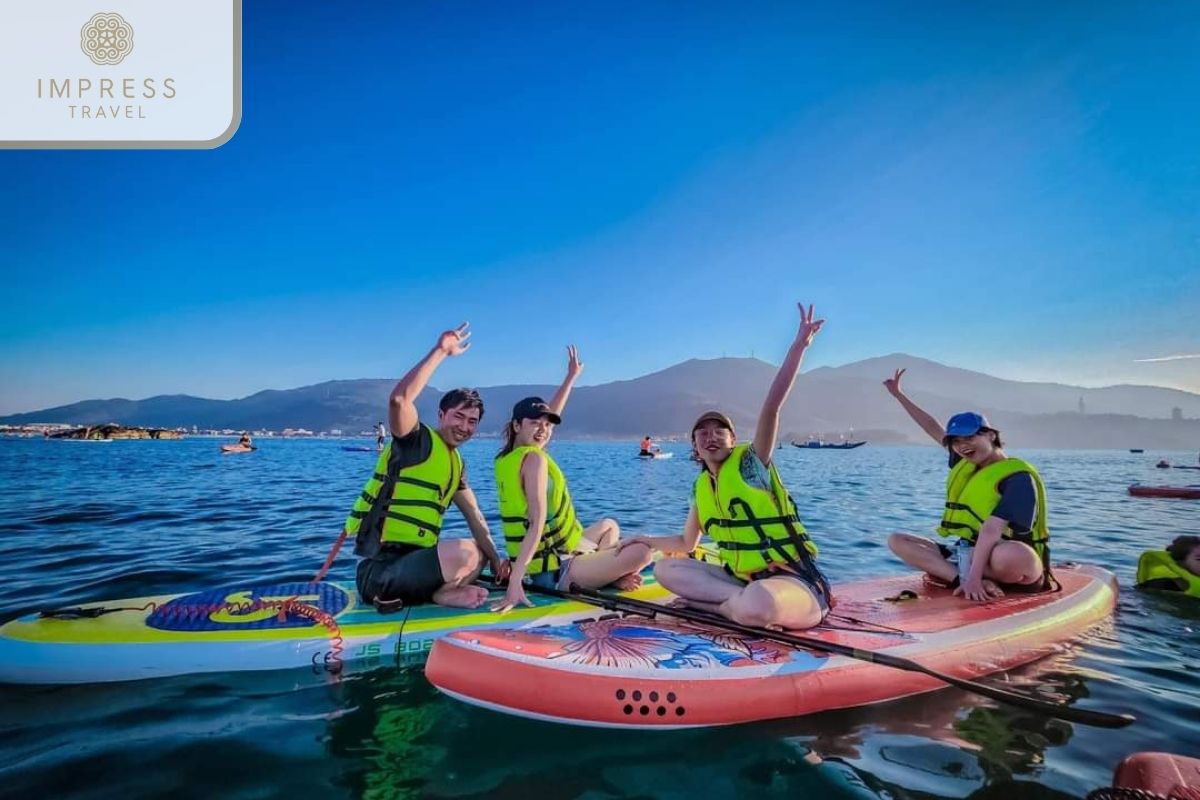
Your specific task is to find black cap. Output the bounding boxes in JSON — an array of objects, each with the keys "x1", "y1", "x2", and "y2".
[{"x1": 511, "y1": 396, "x2": 562, "y2": 425}]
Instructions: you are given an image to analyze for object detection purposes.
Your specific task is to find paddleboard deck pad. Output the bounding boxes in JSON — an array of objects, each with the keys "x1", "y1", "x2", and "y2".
[
  {"x1": 427, "y1": 564, "x2": 1117, "y2": 729},
  {"x1": 0, "y1": 576, "x2": 681, "y2": 685}
]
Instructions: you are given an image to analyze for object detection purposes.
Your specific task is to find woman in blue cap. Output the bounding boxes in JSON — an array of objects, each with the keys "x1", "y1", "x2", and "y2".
[{"x1": 883, "y1": 369, "x2": 1053, "y2": 601}]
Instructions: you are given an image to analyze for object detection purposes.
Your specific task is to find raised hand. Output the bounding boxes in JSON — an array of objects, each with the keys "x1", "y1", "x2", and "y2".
[
  {"x1": 566, "y1": 344, "x2": 584, "y2": 379},
  {"x1": 795, "y1": 303, "x2": 825, "y2": 348},
  {"x1": 436, "y1": 322, "x2": 472, "y2": 357},
  {"x1": 883, "y1": 367, "x2": 906, "y2": 397}
]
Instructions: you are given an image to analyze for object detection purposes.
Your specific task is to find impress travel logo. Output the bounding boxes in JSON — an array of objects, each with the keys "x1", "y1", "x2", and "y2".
[
  {"x1": 80, "y1": 12, "x2": 135, "y2": 65},
  {"x1": 0, "y1": 1, "x2": 241, "y2": 149}
]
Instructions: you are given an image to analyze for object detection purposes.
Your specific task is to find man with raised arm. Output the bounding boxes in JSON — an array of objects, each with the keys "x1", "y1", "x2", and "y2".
[{"x1": 344, "y1": 323, "x2": 508, "y2": 611}]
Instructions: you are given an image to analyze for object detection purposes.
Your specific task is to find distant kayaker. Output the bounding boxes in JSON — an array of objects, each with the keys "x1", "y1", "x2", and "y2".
[
  {"x1": 619, "y1": 303, "x2": 833, "y2": 630},
  {"x1": 883, "y1": 368, "x2": 1053, "y2": 601},
  {"x1": 639, "y1": 435, "x2": 659, "y2": 456},
  {"x1": 343, "y1": 322, "x2": 509, "y2": 611},
  {"x1": 491, "y1": 346, "x2": 654, "y2": 613}
]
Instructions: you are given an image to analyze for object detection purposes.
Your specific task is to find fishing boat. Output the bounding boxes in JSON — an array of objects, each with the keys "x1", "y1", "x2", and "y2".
[{"x1": 792, "y1": 439, "x2": 866, "y2": 449}]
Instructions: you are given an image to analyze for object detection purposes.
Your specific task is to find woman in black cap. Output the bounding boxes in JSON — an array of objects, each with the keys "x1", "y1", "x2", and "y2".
[
  {"x1": 618, "y1": 304, "x2": 832, "y2": 630},
  {"x1": 883, "y1": 368, "x2": 1052, "y2": 600},
  {"x1": 491, "y1": 346, "x2": 654, "y2": 613}
]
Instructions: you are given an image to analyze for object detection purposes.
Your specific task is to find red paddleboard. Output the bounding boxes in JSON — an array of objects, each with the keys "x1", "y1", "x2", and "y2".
[
  {"x1": 1112, "y1": 752, "x2": 1200, "y2": 799},
  {"x1": 427, "y1": 564, "x2": 1117, "y2": 729},
  {"x1": 1129, "y1": 485, "x2": 1200, "y2": 499}
]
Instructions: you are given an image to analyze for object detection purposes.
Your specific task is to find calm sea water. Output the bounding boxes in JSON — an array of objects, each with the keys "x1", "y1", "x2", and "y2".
[{"x1": 0, "y1": 437, "x2": 1197, "y2": 799}]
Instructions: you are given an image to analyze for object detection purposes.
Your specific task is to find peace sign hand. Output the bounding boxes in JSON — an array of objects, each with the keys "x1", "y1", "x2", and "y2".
[
  {"x1": 883, "y1": 368, "x2": 906, "y2": 397},
  {"x1": 566, "y1": 344, "x2": 585, "y2": 379},
  {"x1": 795, "y1": 303, "x2": 825, "y2": 347},
  {"x1": 436, "y1": 322, "x2": 472, "y2": 357}
]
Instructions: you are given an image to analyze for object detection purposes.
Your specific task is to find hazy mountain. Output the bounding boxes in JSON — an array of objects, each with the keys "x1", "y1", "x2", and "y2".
[{"x1": 4, "y1": 354, "x2": 1199, "y2": 449}]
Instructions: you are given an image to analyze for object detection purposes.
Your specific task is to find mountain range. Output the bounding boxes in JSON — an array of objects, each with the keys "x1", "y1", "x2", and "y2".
[{"x1": 4, "y1": 354, "x2": 1199, "y2": 449}]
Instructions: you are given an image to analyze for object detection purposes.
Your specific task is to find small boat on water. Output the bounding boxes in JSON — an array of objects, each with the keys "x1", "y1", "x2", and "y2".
[
  {"x1": 792, "y1": 440, "x2": 866, "y2": 450},
  {"x1": 1129, "y1": 448, "x2": 1144, "y2": 453},
  {"x1": 1129, "y1": 484, "x2": 1200, "y2": 500}
]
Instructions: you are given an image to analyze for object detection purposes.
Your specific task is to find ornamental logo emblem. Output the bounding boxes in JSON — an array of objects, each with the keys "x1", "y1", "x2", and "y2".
[{"x1": 80, "y1": 12, "x2": 134, "y2": 65}]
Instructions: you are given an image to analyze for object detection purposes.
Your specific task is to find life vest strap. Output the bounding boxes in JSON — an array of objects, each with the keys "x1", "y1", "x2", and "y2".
[
  {"x1": 396, "y1": 475, "x2": 443, "y2": 494},
  {"x1": 943, "y1": 501, "x2": 985, "y2": 523},
  {"x1": 717, "y1": 537, "x2": 803, "y2": 552},
  {"x1": 707, "y1": 514, "x2": 801, "y2": 529},
  {"x1": 728, "y1": 498, "x2": 831, "y2": 601},
  {"x1": 383, "y1": 511, "x2": 441, "y2": 536},
  {"x1": 386, "y1": 498, "x2": 447, "y2": 514}
]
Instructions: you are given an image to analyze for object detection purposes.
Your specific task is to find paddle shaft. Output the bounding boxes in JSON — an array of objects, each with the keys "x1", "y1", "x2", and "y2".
[{"x1": 512, "y1": 580, "x2": 1134, "y2": 729}]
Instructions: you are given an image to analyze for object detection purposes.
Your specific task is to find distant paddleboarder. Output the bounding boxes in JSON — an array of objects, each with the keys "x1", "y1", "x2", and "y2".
[{"x1": 639, "y1": 435, "x2": 660, "y2": 457}]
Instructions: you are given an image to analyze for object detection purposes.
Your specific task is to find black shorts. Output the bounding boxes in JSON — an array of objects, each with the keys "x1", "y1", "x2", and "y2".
[
  {"x1": 936, "y1": 543, "x2": 1047, "y2": 594},
  {"x1": 739, "y1": 566, "x2": 832, "y2": 616},
  {"x1": 356, "y1": 544, "x2": 445, "y2": 607}
]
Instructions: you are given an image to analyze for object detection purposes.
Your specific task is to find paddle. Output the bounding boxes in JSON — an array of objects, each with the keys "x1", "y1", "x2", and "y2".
[{"x1": 514, "y1": 580, "x2": 1135, "y2": 729}]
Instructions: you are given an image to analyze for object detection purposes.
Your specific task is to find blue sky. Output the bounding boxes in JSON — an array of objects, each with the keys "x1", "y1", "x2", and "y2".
[{"x1": 2, "y1": 1, "x2": 1198, "y2": 414}]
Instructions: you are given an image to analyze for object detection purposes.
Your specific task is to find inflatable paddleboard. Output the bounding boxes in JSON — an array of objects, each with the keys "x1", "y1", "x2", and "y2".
[
  {"x1": 1129, "y1": 485, "x2": 1200, "y2": 499},
  {"x1": 1172, "y1": 465, "x2": 1200, "y2": 470},
  {"x1": 0, "y1": 577, "x2": 685, "y2": 685},
  {"x1": 220, "y1": 444, "x2": 255, "y2": 454},
  {"x1": 637, "y1": 452, "x2": 673, "y2": 460},
  {"x1": 1109, "y1": 752, "x2": 1200, "y2": 799},
  {"x1": 427, "y1": 564, "x2": 1117, "y2": 729},
  {"x1": 342, "y1": 446, "x2": 379, "y2": 452}
]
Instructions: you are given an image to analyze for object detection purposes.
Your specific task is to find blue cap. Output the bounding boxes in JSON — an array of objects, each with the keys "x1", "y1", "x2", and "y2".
[{"x1": 943, "y1": 411, "x2": 989, "y2": 442}]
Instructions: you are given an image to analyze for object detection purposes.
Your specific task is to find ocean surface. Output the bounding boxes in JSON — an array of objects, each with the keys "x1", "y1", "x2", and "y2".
[{"x1": 0, "y1": 436, "x2": 1197, "y2": 799}]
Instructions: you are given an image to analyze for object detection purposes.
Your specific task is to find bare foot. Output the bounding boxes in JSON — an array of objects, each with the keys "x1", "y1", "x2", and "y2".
[
  {"x1": 611, "y1": 573, "x2": 644, "y2": 592},
  {"x1": 433, "y1": 584, "x2": 489, "y2": 609}
]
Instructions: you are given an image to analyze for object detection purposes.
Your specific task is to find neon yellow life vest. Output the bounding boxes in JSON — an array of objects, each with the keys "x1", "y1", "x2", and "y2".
[
  {"x1": 1136, "y1": 550, "x2": 1200, "y2": 598},
  {"x1": 937, "y1": 457, "x2": 1050, "y2": 560},
  {"x1": 345, "y1": 423, "x2": 462, "y2": 555},
  {"x1": 495, "y1": 446, "x2": 584, "y2": 575},
  {"x1": 693, "y1": 444, "x2": 821, "y2": 582}
]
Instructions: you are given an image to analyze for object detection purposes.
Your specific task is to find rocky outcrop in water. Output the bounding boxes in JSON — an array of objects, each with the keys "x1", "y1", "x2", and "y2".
[{"x1": 49, "y1": 424, "x2": 182, "y2": 440}]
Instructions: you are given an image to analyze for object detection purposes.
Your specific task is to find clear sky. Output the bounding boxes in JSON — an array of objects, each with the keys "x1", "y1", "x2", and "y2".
[{"x1": 2, "y1": 1, "x2": 1198, "y2": 415}]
